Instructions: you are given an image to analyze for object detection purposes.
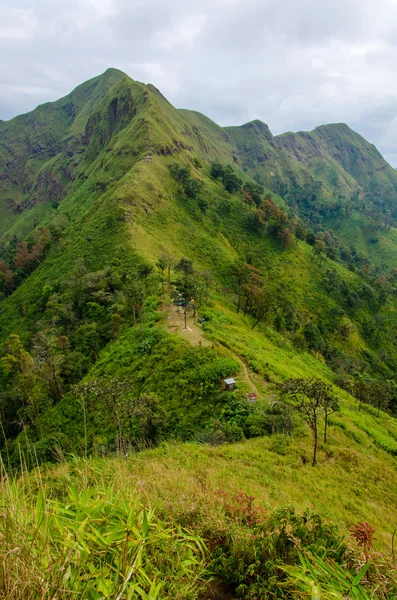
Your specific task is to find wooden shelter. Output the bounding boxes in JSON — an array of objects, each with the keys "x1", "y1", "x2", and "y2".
[
  {"x1": 224, "y1": 378, "x2": 236, "y2": 391},
  {"x1": 247, "y1": 393, "x2": 257, "y2": 403}
]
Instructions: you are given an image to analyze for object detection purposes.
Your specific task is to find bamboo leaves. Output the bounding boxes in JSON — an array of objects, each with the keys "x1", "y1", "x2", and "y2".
[
  {"x1": 280, "y1": 552, "x2": 372, "y2": 599},
  {"x1": 0, "y1": 481, "x2": 207, "y2": 599}
]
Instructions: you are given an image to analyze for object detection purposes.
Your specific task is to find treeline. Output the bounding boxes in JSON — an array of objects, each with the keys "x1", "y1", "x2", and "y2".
[
  {"x1": 232, "y1": 261, "x2": 294, "y2": 330},
  {"x1": 210, "y1": 161, "x2": 295, "y2": 248},
  {"x1": 0, "y1": 227, "x2": 54, "y2": 297},
  {"x1": 168, "y1": 163, "x2": 209, "y2": 216},
  {"x1": 0, "y1": 253, "x2": 156, "y2": 446},
  {"x1": 0, "y1": 251, "x2": 244, "y2": 463},
  {"x1": 273, "y1": 175, "x2": 397, "y2": 233}
]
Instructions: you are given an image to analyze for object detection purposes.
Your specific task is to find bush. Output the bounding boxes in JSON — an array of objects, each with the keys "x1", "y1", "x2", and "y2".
[
  {"x1": 211, "y1": 505, "x2": 346, "y2": 598},
  {"x1": 223, "y1": 422, "x2": 245, "y2": 442}
]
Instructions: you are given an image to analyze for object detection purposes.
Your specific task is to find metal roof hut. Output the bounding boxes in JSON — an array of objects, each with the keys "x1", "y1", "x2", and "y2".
[
  {"x1": 224, "y1": 377, "x2": 236, "y2": 391},
  {"x1": 247, "y1": 393, "x2": 257, "y2": 403}
]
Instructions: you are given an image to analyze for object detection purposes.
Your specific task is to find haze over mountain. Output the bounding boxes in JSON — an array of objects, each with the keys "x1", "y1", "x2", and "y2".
[{"x1": 2, "y1": 69, "x2": 397, "y2": 598}]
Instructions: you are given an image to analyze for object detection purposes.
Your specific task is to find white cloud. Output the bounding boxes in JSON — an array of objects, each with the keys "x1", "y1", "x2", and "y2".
[
  {"x1": 0, "y1": 6, "x2": 35, "y2": 40},
  {"x1": 2, "y1": 0, "x2": 397, "y2": 164}
]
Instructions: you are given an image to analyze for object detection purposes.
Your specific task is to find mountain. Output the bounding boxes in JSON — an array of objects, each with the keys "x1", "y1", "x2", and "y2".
[
  {"x1": 1, "y1": 69, "x2": 397, "y2": 598},
  {"x1": 227, "y1": 119, "x2": 397, "y2": 205}
]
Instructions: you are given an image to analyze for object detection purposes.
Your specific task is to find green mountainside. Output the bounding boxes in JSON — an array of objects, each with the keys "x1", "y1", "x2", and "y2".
[{"x1": 2, "y1": 70, "x2": 397, "y2": 598}]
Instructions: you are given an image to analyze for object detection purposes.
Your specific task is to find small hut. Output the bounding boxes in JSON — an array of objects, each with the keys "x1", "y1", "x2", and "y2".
[
  {"x1": 247, "y1": 393, "x2": 257, "y2": 403},
  {"x1": 224, "y1": 378, "x2": 236, "y2": 391}
]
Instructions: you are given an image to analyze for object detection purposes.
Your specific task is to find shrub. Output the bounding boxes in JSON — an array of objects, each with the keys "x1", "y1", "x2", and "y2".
[{"x1": 211, "y1": 506, "x2": 346, "y2": 598}]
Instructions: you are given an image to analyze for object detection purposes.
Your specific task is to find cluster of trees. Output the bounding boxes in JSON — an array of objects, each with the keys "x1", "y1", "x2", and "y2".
[
  {"x1": 232, "y1": 261, "x2": 295, "y2": 330},
  {"x1": 0, "y1": 256, "x2": 156, "y2": 445},
  {"x1": 267, "y1": 172, "x2": 397, "y2": 286},
  {"x1": 74, "y1": 378, "x2": 165, "y2": 455},
  {"x1": 168, "y1": 163, "x2": 209, "y2": 216},
  {"x1": 351, "y1": 376, "x2": 395, "y2": 416},
  {"x1": 0, "y1": 227, "x2": 54, "y2": 297},
  {"x1": 210, "y1": 162, "x2": 244, "y2": 194},
  {"x1": 230, "y1": 253, "x2": 397, "y2": 393},
  {"x1": 323, "y1": 269, "x2": 392, "y2": 317},
  {"x1": 0, "y1": 248, "x2": 223, "y2": 460},
  {"x1": 169, "y1": 257, "x2": 211, "y2": 328},
  {"x1": 309, "y1": 227, "x2": 384, "y2": 278},
  {"x1": 254, "y1": 194, "x2": 292, "y2": 248},
  {"x1": 273, "y1": 174, "x2": 397, "y2": 235},
  {"x1": 210, "y1": 161, "x2": 295, "y2": 249}
]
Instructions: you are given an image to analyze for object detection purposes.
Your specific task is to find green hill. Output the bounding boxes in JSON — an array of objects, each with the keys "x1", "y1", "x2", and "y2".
[{"x1": 2, "y1": 69, "x2": 397, "y2": 598}]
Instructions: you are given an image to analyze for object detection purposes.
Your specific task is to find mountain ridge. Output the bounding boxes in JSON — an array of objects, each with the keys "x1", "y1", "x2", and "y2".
[{"x1": 2, "y1": 69, "x2": 397, "y2": 596}]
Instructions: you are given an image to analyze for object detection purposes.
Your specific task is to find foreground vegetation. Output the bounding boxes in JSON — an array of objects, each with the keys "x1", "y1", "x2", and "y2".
[{"x1": 2, "y1": 440, "x2": 397, "y2": 599}]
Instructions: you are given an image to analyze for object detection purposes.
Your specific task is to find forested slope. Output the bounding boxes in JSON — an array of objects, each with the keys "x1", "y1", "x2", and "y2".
[{"x1": 3, "y1": 67, "x2": 397, "y2": 598}]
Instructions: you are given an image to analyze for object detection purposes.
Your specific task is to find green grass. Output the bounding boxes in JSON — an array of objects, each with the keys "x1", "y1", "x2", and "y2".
[
  {"x1": 2, "y1": 70, "x2": 397, "y2": 598},
  {"x1": 2, "y1": 425, "x2": 397, "y2": 599}
]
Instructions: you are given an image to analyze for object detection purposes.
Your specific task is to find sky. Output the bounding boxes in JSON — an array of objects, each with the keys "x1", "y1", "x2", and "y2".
[{"x1": 2, "y1": 0, "x2": 397, "y2": 164}]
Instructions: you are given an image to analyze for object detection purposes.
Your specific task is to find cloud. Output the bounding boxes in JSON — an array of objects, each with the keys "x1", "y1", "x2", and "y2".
[{"x1": 2, "y1": 0, "x2": 397, "y2": 164}]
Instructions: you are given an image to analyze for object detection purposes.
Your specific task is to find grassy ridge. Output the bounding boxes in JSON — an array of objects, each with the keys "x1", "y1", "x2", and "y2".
[{"x1": 2, "y1": 69, "x2": 397, "y2": 598}]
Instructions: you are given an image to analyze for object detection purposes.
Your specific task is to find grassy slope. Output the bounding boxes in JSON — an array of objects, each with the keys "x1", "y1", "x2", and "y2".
[
  {"x1": 2, "y1": 72, "x2": 397, "y2": 386},
  {"x1": 0, "y1": 68, "x2": 125, "y2": 238},
  {"x1": 2, "y1": 72, "x2": 397, "y2": 560},
  {"x1": 57, "y1": 424, "x2": 397, "y2": 551}
]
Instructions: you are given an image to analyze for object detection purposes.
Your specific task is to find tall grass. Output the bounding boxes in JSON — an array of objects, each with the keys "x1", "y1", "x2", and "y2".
[
  {"x1": 2, "y1": 438, "x2": 397, "y2": 598},
  {"x1": 0, "y1": 459, "x2": 207, "y2": 599}
]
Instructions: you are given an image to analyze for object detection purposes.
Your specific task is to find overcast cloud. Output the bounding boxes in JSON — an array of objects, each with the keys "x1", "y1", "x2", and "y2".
[{"x1": 2, "y1": 0, "x2": 397, "y2": 164}]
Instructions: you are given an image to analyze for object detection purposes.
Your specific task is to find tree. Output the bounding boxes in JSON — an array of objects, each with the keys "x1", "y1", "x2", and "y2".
[
  {"x1": 161, "y1": 253, "x2": 175, "y2": 287},
  {"x1": 0, "y1": 262, "x2": 14, "y2": 294},
  {"x1": 32, "y1": 329, "x2": 65, "y2": 398},
  {"x1": 222, "y1": 166, "x2": 242, "y2": 194},
  {"x1": 371, "y1": 380, "x2": 391, "y2": 417},
  {"x1": 175, "y1": 257, "x2": 194, "y2": 277},
  {"x1": 278, "y1": 228, "x2": 292, "y2": 250},
  {"x1": 251, "y1": 285, "x2": 279, "y2": 329},
  {"x1": 303, "y1": 321, "x2": 324, "y2": 352},
  {"x1": 314, "y1": 239, "x2": 326, "y2": 261},
  {"x1": 210, "y1": 161, "x2": 225, "y2": 180},
  {"x1": 354, "y1": 377, "x2": 391, "y2": 416},
  {"x1": 279, "y1": 378, "x2": 338, "y2": 466},
  {"x1": 74, "y1": 378, "x2": 166, "y2": 453},
  {"x1": 175, "y1": 258, "x2": 196, "y2": 329},
  {"x1": 14, "y1": 241, "x2": 30, "y2": 268},
  {"x1": 353, "y1": 377, "x2": 371, "y2": 412},
  {"x1": 177, "y1": 275, "x2": 197, "y2": 329},
  {"x1": 168, "y1": 163, "x2": 190, "y2": 184},
  {"x1": 240, "y1": 265, "x2": 261, "y2": 316},
  {"x1": 0, "y1": 334, "x2": 33, "y2": 376},
  {"x1": 74, "y1": 377, "x2": 133, "y2": 454},
  {"x1": 233, "y1": 261, "x2": 252, "y2": 313},
  {"x1": 129, "y1": 279, "x2": 146, "y2": 334},
  {"x1": 184, "y1": 178, "x2": 202, "y2": 199},
  {"x1": 156, "y1": 257, "x2": 167, "y2": 297},
  {"x1": 244, "y1": 182, "x2": 264, "y2": 207},
  {"x1": 110, "y1": 313, "x2": 122, "y2": 338},
  {"x1": 197, "y1": 196, "x2": 209, "y2": 217},
  {"x1": 322, "y1": 392, "x2": 339, "y2": 444},
  {"x1": 249, "y1": 281, "x2": 286, "y2": 329}
]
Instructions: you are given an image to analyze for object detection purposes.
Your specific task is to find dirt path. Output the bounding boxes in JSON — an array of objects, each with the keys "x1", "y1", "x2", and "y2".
[
  {"x1": 233, "y1": 354, "x2": 262, "y2": 399},
  {"x1": 163, "y1": 303, "x2": 263, "y2": 398}
]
